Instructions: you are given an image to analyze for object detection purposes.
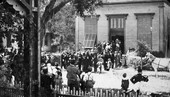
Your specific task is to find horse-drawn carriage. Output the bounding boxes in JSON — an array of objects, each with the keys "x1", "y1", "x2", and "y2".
[{"x1": 125, "y1": 50, "x2": 170, "y2": 76}]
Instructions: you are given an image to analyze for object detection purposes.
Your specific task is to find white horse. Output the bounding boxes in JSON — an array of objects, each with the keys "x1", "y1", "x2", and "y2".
[
  {"x1": 145, "y1": 52, "x2": 170, "y2": 76},
  {"x1": 125, "y1": 50, "x2": 149, "y2": 70},
  {"x1": 126, "y1": 50, "x2": 140, "y2": 67}
]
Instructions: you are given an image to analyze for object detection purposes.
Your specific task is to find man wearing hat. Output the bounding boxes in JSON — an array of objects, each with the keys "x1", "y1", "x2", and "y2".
[
  {"x1": 66, "y1": 58, "x2": 80, "y2": 91},
  {"x1": 130, "y1": 66, "x2": 149, "y2": 97}
]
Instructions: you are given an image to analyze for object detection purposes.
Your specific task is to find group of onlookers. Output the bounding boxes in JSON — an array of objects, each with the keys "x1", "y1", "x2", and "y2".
[
  {"x1": 40, "y1": 38, "x2": 149, "y2": 97},
  {"x1": 40, "y1": 53, "x2": 95, "y2": 97},
  {"x1": 61, "y1": 39, "x2": 123, "y2": 73},
  {"x1": 66, "y1": 58, "x2": 95, "y2": 92}
]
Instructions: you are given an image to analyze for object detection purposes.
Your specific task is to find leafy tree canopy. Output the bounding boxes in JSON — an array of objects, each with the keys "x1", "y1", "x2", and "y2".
[{"x1": 40, "y1": 0, "x2": 103, "y2": 40}]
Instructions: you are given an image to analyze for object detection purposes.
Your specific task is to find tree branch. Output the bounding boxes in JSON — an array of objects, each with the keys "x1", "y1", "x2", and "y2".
[
  {"x1": 41, "y1": 0, "x2": 56, "y2": 24},
  {"x1": 41, "y1": 0, "x2": 71, "y2": 25},
  {"x1": 40, "y1": 0, "x2": 71, "y2": 43}
]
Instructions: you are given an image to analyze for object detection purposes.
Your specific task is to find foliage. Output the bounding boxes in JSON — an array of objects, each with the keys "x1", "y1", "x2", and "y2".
[
  {"x1": 0, "y1": 1, "x2": 25, "y2": 87},
  {"x1": 72, "y1": 0, "x2": 103, "y2": 16},
  {"x1": 40, "y1": 0, "x2": 103, "y2": 51},
  {"x1": 40, "y1": 0, "x2": 103, "y2": 42},
  {"x1": 48, "y1": 4, "x2": 75, "y2": 50},
  {"x1": 136, "y1": 41, "x2": 151, "y2": 57}
]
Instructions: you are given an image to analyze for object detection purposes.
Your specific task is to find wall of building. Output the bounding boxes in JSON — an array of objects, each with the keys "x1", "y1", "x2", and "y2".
[
  {"x1": 96, "y1": 2, "x2": 160, "y2": 52},
  {"x1": 76, "y1": 1, "x2": 169, "y2": 53},
  {"x1": 164, "y1": 3, "x2": 170, "y2": 57},
  {"x1": 75, "y1": 16, "x2": 85, "y2": 51},
  {"x1": 103, "y1": 0, "x2": 165, "y2": 3}
]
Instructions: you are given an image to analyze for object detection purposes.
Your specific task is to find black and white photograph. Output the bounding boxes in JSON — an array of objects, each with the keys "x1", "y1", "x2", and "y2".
[{"x1": 0, "y1": 0, "x2": 170, "y2": 97}]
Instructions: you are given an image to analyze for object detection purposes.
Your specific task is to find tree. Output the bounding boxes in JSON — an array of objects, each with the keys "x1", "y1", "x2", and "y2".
[
  {"x1": 47, "y1": 4, "x2": 76, "y2": 51},
  {"x1": 0, "y1": 1, "x2": 25, "y2": 89},
  {"x1": 31, "y1": 0, "x2": 103, "y2": 97},
  {"x1": 40, "y1": 0, "x2": 102, "y2": 43}
]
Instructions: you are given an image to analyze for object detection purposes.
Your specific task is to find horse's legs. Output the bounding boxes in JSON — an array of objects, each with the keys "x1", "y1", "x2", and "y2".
[
  {"x1": 152, "y1": 64, "x2": 158, "y2": 77},
  {"x1": 168, "y1": 61, "x2": 170, "y2": 72}
]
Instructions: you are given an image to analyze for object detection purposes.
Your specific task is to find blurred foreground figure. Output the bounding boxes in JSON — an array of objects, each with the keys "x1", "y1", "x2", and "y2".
[{"x1": 130, "y1": 66, "x2": 149, "y2": 97}]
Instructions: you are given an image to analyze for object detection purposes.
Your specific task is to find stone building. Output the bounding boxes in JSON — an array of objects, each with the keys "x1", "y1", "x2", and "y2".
[{"x1": 75, "y1": 0, "x2": 170, "y2": 57}]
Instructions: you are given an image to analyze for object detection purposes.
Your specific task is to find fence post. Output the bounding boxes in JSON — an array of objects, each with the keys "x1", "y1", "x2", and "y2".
[
  {"x1": 97, "y1": 92, "x2": 100, "y2": 97},
  {"x1": 94, "y1": 88, "x2": 97, "y2": 97},
  {"x1": 103, "y1": 92, "x2": 106, "y2": 97},
  {"x1": 114, "y1": 93, "x2": 117, "y2": 97},
  {"x1": 54, "y1": 85, "x2": 57, "y2": 97},
  {"x1": 111, "y1": 90, "x2": 114, "y2": 97},
  {"x1": 100, "y1": 89, "x2": 103, "y2": 97},
  {"x1": 81, "y1": 90, "x2": 84, "y2": 96},
  {"x1": 106, "y1": 90, "x2": 108, "y2": 97},
  {"x1": 79, "y1": 88, "x2": 81, "y2": 96},
  {"x1": 90, "y1": 88, "x2": 93, "y2": 96},
  {"x1": 117, "y1": 90, "x2": 120, "y2": 97},
  {"x1": 73, "y1": 87, "x2": 75, "y2": 95},
  {"x1": 123, "y1": 91, "x2": 125, "y2": 97},
  {"x1": 76, "y1": 90, "x2": 79, "y2": 95},
  {"x1": 108, "y1": 92, "x2": 111, "y2": 97},
  {"x1": 68, "y1": 86, "x2": 70, "y2": 94},
  {"x1": 129, "y1": 91, "x2": 132, "y2": 97}
]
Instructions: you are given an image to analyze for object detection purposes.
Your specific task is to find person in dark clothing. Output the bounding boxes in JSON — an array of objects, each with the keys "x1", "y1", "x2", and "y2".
[
  {"x1": 80, "y1": 71, "x2": 86, "y2": 92},
  {"x1": 41, "y1": 69, "x2": 53, "y2": 97},
  {"x1": 83, "y1": 51, "x2": 92, "y2": 72},
  {"x1": 67, "y1": 58, "x2": 80, "y2": 91},
  {"x1": 77, "y1": 53, "x2": 82, "y2": 71},
  {"x1": 93, "y1": 53, "x2": 98, "y2": 73},
  {"x1": 121, "y1": 73, "x2": 129, "y2": 97},
  {"x1": 130, "y1": 66, "x2": 149, "y2": 97},
  {"x1": 61, "y1": 53, "x2": 65, "y2": 69},
  {"x1": 51, "y1": 67, "x2": 63, "y2": 91}
]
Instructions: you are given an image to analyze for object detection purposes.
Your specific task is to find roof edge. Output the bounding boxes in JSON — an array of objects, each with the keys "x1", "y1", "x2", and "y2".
[{"x1": 102, "y1": 0, "x2": 170, "y2": 6}]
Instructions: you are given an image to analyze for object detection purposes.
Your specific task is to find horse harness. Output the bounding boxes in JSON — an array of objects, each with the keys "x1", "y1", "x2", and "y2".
[{"x1": 150, "y1": 58, "x2": 163, "y2": 68}]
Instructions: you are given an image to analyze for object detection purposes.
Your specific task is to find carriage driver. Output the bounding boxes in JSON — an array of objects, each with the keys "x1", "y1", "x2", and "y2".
[{"x1": 130, "y1": 66, "x2": 149, "y2": 97}]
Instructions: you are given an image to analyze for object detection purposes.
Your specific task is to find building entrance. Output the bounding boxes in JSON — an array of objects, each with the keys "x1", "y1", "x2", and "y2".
[
  {"x1": 108, "y1": 15, "x2": 126, "y2": 54},
  {"x1": 111, "y1": 35, "x2": 124, "y2": 54}
]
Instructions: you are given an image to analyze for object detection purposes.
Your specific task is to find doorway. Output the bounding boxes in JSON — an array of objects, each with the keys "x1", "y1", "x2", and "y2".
[
  {"x1": 108, "y1": 15, "x2": 126, "y2": 54},
  {"x1": 111, "y1": 35, "x2": 124, "y2": 53}
]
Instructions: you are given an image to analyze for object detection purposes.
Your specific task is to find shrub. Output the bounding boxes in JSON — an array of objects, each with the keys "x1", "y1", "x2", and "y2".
[{"x1": 136, "y1": 41, "x2": 151, "y2": 57}]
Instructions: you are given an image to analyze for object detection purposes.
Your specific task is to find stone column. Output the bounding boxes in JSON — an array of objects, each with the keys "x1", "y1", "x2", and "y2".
[{"x1": 158, "y1": 4, "x2": 165, "y2": 52}]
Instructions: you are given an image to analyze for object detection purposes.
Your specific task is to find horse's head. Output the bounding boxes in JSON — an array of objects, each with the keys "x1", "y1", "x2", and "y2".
[
  {"x1": 145, "y1": 52, "x2": 155, "y2": 63},
  {"x1": 142, "y1": 75, "x2": 149, "y2": 82}
]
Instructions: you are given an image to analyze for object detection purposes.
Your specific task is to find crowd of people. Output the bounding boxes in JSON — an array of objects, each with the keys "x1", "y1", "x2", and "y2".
[
  {"x1": 61, "y1": 39, "x2": 123, "y2": 73},
  {"x1": 40, "y1": 39, "x2": 149, "y2": 97}
]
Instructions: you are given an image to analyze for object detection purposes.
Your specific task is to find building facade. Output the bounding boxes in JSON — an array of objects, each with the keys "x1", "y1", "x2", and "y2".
[{"x1": 75, "y1": 0, "x2": 170, "y2": 57}]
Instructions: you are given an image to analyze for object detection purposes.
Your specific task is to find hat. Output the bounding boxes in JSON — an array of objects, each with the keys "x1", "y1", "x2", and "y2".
[
  {"x1": 69, "y1": 58, "x2": 75, "y2": 64},
  {"x1": 88, "y1": 66, "x2": 92, "y2": 72},
  {"x1": 123, "y1": 73, "x2": 127, "y2": 78},
  {"x1": 137, "y1": 66, "x2": 142, "y2": 72}
]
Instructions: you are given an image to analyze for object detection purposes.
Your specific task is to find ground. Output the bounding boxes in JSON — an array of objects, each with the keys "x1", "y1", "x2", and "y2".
[{"x1": 61, "y1": 67, "x2": 170, "y2": 95}]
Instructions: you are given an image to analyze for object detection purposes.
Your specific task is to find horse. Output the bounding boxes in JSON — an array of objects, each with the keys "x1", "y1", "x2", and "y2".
[
  {"x1": 145, "y1": 52, "x2": 170, "y2": 76},
  {"x1": 125, "y1": 50, "x2": 148, "y2": 70},
  {"x1": 125, "y1": 50, "x2": 140, "y2": 67}
]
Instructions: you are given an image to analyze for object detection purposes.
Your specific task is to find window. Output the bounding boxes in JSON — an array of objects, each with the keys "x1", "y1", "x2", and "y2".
[
  {"x1": 84, "y1": 16, "x2": 98, "y2": 48},
  {"x1": 135, "y1": 13, "x2": 155, "y2": 49},
  {"x1": 110, "y1": 17, "x2": 125, "y2": 29}
]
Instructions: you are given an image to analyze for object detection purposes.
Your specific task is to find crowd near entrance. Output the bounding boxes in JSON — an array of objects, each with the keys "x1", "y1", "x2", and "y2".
[
  {"x1": 111, "y1": 35, "x2": 124, "y2": 54},
  {"x1": 39, "y1": 38, "x2": 130, "y2": 97}
]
